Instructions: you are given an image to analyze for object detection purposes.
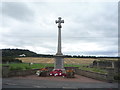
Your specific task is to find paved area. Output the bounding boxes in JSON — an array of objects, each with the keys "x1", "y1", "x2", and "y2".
[
  {"x1": 11, "y1": 75, "x2": 103, "y2": 83},
  {"x1": 2, "y1": 75, "x2": 119, "y2": 89}
]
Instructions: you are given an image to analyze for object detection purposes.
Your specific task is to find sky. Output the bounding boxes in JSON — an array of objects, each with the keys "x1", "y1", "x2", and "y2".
[{"x1": 0, "y1": 0, "x2": 118, "y2": 56}]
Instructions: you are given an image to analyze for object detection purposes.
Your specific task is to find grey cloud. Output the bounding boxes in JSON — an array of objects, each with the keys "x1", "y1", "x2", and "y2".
[
  {"x1": 83, "y1": 51, "x2": 118, "y2": 56},
  {"x1": 1, "y1": 2, "x2": 118, "y2": 56},
  {"x1": 1, "y1": 28, "x2": 57, "y2": 52},
  {"x1": 2, "y1": 2, "x2": 34, "y2": 21},
  {"x1": 64, "y1": 50, "x2": 117, "y2": 56},
  {"x1": 72, "y1": 2, "x2": 118, "y2": 38}
]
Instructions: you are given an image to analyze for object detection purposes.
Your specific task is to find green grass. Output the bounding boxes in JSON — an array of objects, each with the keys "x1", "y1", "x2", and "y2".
[
  {"x1": 9, "y1": 63, "x2": 31, "y2": 70},
  {"x1": 7, "y1": 63, "x2": 54, "y2": 70},
  {"x1": 79, "y1": 66, "x2": 107, "y2": 74},
  {"x1": 64, "y1": 64, "x2": 80, "y2": 67},
  {"x1": 31, "y1": 63, "x2": 54, "y2": 69},
  {"x1": 2, "y1": 63, "x2": 81, "y2": 70},
  {"x1": 2, "y1": 63, "x2": 107, "y2": 74}
]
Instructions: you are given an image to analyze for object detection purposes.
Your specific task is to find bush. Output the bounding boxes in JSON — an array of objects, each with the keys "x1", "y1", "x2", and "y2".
[
  {"x1": 2, "y1": 57, "x2": 22, "y2": 63},
  {"x1": 9, "y1": 66, "x2": 23, "y2": 70},
  {"x1": 114, "y1": 74, "x2": 120, "y2": 80},
  {"x1": 25, "y1": 66, "x2": 31, "y2": 70},
  {"x1": 8, "y1": 63, "x2": 31, "y2": 70}
]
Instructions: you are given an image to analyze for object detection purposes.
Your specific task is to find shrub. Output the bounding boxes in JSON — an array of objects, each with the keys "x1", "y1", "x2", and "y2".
[
  {"x1": 114, "y1": 73, "x2": 120, "y2": 80},
  {"x1": 2, "y1": 57, "x2": 22, "y2": 63},
  {"x1": 25, "y1": 66, "x2": 31, "y2": 70},
  {"x1": 9, "y1": 66, "x2": 23, "y2": 70}
]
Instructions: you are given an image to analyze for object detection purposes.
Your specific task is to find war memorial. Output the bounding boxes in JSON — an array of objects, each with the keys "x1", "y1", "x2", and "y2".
[
  {"x1": 2, "y1": 17, "x2": 119, "y2": 89},
  {"x1": 54, "y1": 17, "x2": 65, "y2": 70}
]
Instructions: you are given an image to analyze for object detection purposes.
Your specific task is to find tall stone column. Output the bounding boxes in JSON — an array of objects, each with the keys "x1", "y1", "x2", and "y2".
[
  {"x1": 54, "y1": 17, "x2": 65, "y2": 70},
  {"x1": 56, "y1": 28, "x2": 62, "y2": 55}
]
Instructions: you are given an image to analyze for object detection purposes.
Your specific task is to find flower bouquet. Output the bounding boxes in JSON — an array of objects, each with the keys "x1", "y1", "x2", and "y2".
[{"x1": 36, "y1": 68, "x2": 49, "y2": 77}]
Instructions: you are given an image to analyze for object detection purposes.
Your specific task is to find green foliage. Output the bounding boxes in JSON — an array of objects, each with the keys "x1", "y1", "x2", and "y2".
[
  {"x1": 9, "y1": 66, "x2": 23, "y2": 70},
  {"x1": 2, "y1": 49, "x2": 37, "y2": 57},
  {"x1": 2, "y1": 48, "x2": 119, "y2": 58},
  {"x1": 31, "y1": 63, "x2": 54, "y2": 69},
  {"x1": 24, "y1": 66, "x2": 31, "y2": 70},
  {"x1": 2, "y1": 57, "x2": 22, "y2": 63},
  {"x1": 114, "y1": 73, "x2": 120, "y2": 80},
  {"x1": 2, "y1": 49, "x2": 54, "y2": 58},
  {"x1": 3, "y1": 63, "x2": 81, "y2": 71},
  {"x1": 3, "y1": 63, "x2": 107, "y2": 74},
  {"x1": 64, "y1": 64, "x2": 80, "y2": 67},
  {"x1": 8, "y1": 63, "x2": 30, "y2": 70},
  {"x1": 2, "y1": 63, "x2": 54, "y2": 71}
]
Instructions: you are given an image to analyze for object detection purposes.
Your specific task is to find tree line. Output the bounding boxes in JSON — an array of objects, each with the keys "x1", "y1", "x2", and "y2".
[{"x1": 1, "y1": 48, "x2": 119, "y2": 58}]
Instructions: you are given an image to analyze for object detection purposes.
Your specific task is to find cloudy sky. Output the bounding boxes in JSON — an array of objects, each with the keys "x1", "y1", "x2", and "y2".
[{"x1": 0, "y1": 0, "x2": 118, "y2": 56}]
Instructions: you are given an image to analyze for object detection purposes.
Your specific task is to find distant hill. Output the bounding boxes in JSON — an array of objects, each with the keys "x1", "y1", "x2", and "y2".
[
  {"x1": 1, "y1": 48, "x2": 118, "y2": 58},
  {"x1": 2, "y1": 48, "x2": 38, "y2": 57},
  {"x1": 1, "y1": 48, "x2": 53, "y2": 58},
  {"x1": 1, "y1": 48, "x2": 118, "y2": 64}
]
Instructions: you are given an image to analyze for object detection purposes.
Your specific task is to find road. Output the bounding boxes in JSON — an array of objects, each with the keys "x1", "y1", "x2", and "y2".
[{"x1": 2, "y1": 75, "x2": 119, "y2": 89}]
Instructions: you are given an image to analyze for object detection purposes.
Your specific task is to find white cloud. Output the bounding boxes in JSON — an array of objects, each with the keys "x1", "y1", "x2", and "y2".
[{"x1": 1, "y1": 1, "x2": 118, "y2": 56}]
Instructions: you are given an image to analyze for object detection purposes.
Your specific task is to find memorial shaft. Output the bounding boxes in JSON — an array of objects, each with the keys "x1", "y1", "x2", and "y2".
[
  {"x1": 57, "y1": 28, "x2": 62, "y2": 55},
  {"x1": 54, "y1": 17, "x2": 65, "y2": 70},
  {"x1": 56, "y1": 17, "x2": 64, "y2": 55}
]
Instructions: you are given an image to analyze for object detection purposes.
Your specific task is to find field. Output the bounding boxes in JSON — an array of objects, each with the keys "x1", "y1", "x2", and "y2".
[
  {"x1": 2, "y1": 63, "x2": 107, "y2": 74},
  {"x1": 17, "y1": 57, "x2": 96, "y2": 65},
  {"x1": 3, "y1": 57, "x2": 118, "y2": 74},
  {"x1": 17, "y1": 57, "x2": 118, "y2": 65},
  {"x1": 7, "y1": 63, "x2": 54, "y2": 70}
]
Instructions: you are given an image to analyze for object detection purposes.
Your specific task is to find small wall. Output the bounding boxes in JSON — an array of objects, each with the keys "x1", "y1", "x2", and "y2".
[
  {"x1": 75, "y1": 69, "x2": 109, "y2": 81},
  {"x1": 2, "y1": 66, "x2": 78, "y2": 78},
  {"x1": 2, "y1": 66, "x2": 37, "y2": 78},
  {"x1": 8, "y1": 69, "x2": 37, "y2": 77},
  {"x1": 2, "y1": 65, "x2": 9, "y2": 77},
  {"x1": 93, "y1": 60, "x2": 119, "y2": 68}
]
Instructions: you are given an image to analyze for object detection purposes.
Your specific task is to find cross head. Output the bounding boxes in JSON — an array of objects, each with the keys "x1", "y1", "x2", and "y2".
[{"x1": 55, "y1": 17, "x2": 64, "y2": 28}]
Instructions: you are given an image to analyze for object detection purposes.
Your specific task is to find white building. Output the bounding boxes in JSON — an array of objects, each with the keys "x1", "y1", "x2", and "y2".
[{"x1": 19, "y1": 54, "x2": 26, "y2": 57}]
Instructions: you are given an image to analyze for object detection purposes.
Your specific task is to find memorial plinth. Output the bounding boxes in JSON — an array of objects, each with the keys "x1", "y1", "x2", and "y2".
[
  {"x1": 54, "y1": 55, "x2": 65, "y2": 70},
  {"x1": 54, "y1": 17, "x2": 65, "y2": 71}
]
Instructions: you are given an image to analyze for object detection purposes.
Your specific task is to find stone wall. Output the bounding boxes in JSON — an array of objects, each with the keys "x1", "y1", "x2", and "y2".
[
  {"x1": 2, "y1": 65, "x2": 116, "y2": 82},
  {"x1": 2, "y1": 65, "x2": 9, "y2": 77},
  {"x1": 2, "y1": 66, "x2": 37, "y2": 78},
  {"x1": 8, "y1": 69, "x2": 37, "y2": 77},
  {"x1": 93, "y1": 60, "x2": 119, "y2": 68},
  {"x1": 2, "y1": 66, "x2": 78, "y2": 78},
  {"x1": 75, "y1": 69, "x2": 114, "y2": 82}
]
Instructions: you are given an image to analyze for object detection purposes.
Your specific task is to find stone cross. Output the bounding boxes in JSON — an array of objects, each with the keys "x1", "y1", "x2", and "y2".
[
  {"x1": 55, "y1": 17, "x2": 64, "y2": 28},
  {"x1": 55, "y1": 17, "x2": 64, "y2": 55},
  {"x1": 54, "y1": 17, "x2": 65, "y2": 70}
]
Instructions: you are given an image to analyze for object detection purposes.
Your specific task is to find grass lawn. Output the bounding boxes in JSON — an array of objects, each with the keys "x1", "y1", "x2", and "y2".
[
  {"x1": 2, "y1": 63, "x2": 82, "y2": 70},
  {"x1": 2, "y1": 63, "x2": 87, "y2": 70},
  {"x1": 79, "y1": 66, "x2": 107, "y2": 74},
  {"x1": 5, "y1": 63, "x2": 54, "y2": 70},
  {"x1": 2, "y1": 63, "x2": 107, "y2": 74}
]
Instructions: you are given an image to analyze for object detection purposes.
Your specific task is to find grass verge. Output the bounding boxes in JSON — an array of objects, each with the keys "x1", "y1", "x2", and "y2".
[{"x1": 2, "y1": 63, "x2": 107, "y2": 74}]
